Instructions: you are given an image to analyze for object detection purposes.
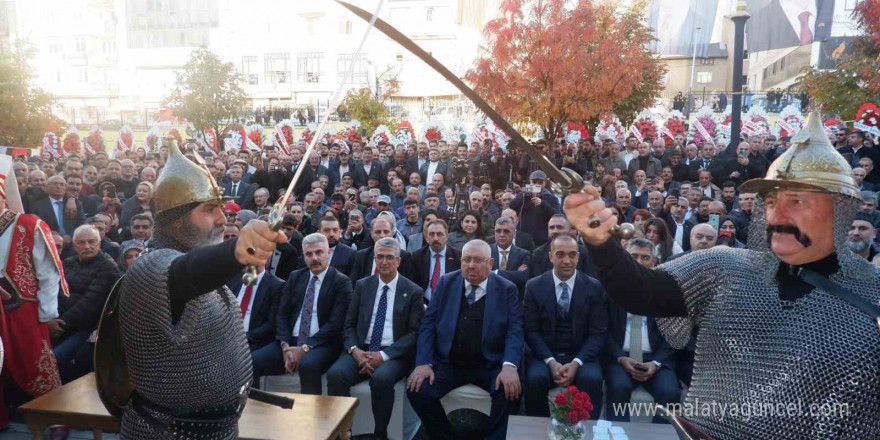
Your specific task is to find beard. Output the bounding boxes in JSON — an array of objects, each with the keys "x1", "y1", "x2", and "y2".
[{"x1": 846, "y1": 239, "x2": 870, "y2": 254}]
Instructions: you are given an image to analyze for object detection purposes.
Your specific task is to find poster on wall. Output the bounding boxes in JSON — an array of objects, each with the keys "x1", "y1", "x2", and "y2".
[{"x1": 746, "y1": 0, "x2": 835, "y2": 53}]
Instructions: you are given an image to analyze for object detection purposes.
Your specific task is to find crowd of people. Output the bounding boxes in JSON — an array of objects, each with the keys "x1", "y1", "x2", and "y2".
[{"x1": 2, "y1": 120, "x2": 879, "y2": 439}]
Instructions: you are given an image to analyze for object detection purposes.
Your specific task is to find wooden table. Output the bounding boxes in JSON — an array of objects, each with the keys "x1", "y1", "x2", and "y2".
[
  {"x1": 18, "y1": 373, "x2": 358, "y2": 440},
  {"x1": 507, "y1": 415, "x2": 679, "y2": 440}
]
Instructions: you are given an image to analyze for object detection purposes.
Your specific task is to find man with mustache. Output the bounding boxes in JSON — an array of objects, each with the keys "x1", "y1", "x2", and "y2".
[
  {"x1": 564, "y1": 113, "x2": 880, "y2": 439},
  {"x1": 847, "y1": 212, "x2": 880, "y2": 265},
  {"x1": 96, "y1": 142, "x2": 286, "y2": 439}
]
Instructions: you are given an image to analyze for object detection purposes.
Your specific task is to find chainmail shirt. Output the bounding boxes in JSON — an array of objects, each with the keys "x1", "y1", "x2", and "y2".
[{"x1": 655, "y1": 196, "x2": 880, "y2": 439}]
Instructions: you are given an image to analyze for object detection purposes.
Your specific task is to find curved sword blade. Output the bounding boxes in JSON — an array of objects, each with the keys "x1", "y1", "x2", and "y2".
[{"x1": 335, "y1": 0, "x2": 578, "y2": 192}]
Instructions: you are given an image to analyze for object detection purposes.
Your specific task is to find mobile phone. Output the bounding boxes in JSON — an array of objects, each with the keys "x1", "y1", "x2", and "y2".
[
  {"x1": 709, "y1": 214, "x2": 720, "y2": 231},
  {"x1": 633, "y1": 363, "x2": 649, "y2": 372},
  {"x1": 106, "y1": 186, "x2": 116, "y2": 198}
]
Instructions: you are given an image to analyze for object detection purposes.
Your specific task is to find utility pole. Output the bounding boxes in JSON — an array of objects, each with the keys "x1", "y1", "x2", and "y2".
[{"x1": 728, "y1": 0, "x2": 751, "y2": 152}]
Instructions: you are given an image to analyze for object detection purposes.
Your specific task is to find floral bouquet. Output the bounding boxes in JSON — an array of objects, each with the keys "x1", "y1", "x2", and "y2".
[
  {"x1": 634, "y1": 110, "x2": 658, "y2": 142},
  {"x1": 549, "y1": 386, "x2": 593, "y2": 440},
  {"x1": 595, "y1": 114, "x2": 624, "y2": 143},
  {"x1": 716, "y1": 110, "x2": 732, "y2": 145},
  {"x1": 42, "y1": 130, "x2": 61, "y2": 158},
  {"x1": 86, "y1": 125, "x2": 105, "y2": 155},
  {"x1": 558, "y1": 121, "x2": 589, "y2": 145},
  {"x1": 663, "y1": 110, "x2": 687, "y2": 146},
  {"x1": 772, "y1": 104, "x2": 805, "y2": 139},
  {"x1": 300, "y1": 122, "x2": 318, "y2": 146},
  {"x1": 143, "y1": 124, "x2": 162, "y2": 152},
  {"x1": 855, "y1": 102, "x2": 880, "y2": 137},
  {"x1": 421, "y1": 120, "x2": 445, "y2": 142},
  {"x1": 395, "y1": 120, "x2": 414, "y2": 146},
  {"x1": 273, "y1": 120, "x2": 295, "y2": 154},
  {"x1": 344, "y1": 120, "x2": 363, "y2": 143},
  {"x1": 687, "y1": 107, "x2": 717, "y2": 146},
  {"x1": 447, "y1": 120, "x2": 469, "y2": 143},
  {"x1": 746, "y1": 105, "x2": 771, "y2": 136},
  {"x1": 117, "y1": 124, "x2": 134, "y2": 154},
  {"x1": 62, "y1": 126, "x2": 82, "y2": 156},
  {"x1": 246, "y1": 124, "x2": 264, "y2": 149},
  {"x1": 222, "y1": 124, "x2": 248, "y2": 151},
  {"x1": 372, "y1": 124, "x2": 393, "y2": 144}
]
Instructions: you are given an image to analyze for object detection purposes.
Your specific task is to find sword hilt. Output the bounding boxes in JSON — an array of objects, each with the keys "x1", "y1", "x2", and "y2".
[{"x1": 243, "y1": 201, "x2": 287, "y2": 286}]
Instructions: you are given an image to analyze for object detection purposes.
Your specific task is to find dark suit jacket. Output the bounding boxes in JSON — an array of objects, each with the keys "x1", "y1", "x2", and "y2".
[
  {"x1": 330, "y1": 244, "x2": 356, "y2": 274},
  {"x1": 747, "y1": 0, "x2": 833, "y2": 52},
  {"x1": 350, "y1": 246, "x2": 416, "y2": 283},
  {"x1": 418, "y1": 161, "x2": 449, "y2": 184},
  {"x1": 523, "y1": 271, "x2": 608, "y2": 363},
  {"x1": 514, "y1": 230, "x2": 536, "y2": 252},
  {"x1": 28, "y1": 196, "x2": 84, "y2": 235},
  {"x1": 276, "y1": 267, "x2": 353, "y2": 349},
  {"x1": 221, "y1": 180, "x2": 257, "y2": 210},
  {"x1": 529, "y1": 242, "x2": 597, "y2": 278},
  {"x1": 270, "y1": 241, "x2": 302, "y2": 281},
  {"x1": 227, "y1": 272, "x2": 284, "y2": 346},
  {"x1": 603, "y1": 301, "x2": 676, "y2": 369},
  {"x1": 329, "y1": 162, "x2": 367, "y2": 189},
  {"x1": 490, "y1": 244, "x2": 530, "y2": 271},
  {"x1": 688, "y1": 159, "x2": 721, "y2": 182},
  {"x1": 665, "y1": 214, "x2": 693, "y2": 252},
  {"x1": 411, "y1": 245, "x2": 461, "y2": 293},
  {"x1": 415, "y1": 271, "x2": 524, "y2": 369},
  {"x1": 343, "y1": 275, "x2": 425, "y2": 361}
]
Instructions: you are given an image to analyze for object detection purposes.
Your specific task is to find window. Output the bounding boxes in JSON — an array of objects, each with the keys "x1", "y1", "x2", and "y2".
[
  {"x1": 297, "y1": 52, "x2": 323, "y2": 83},
  {"x1": 780, "y1": 57, "x2": 785, "y2": 69},
  {"x1": 339, "y1": 20, "x2": 352, "y2": 35},
  {"x1": 242, "y1": 55, "x2": 258, "y2": 85},
  {"x1": 77, "y1": 67, "x2": 88, "y2": 83},
  {"x1": 699, "y1": 58, "x2": 714, "y2": 65},
  {"x1": 772, "y1": 62, "x2": 777, "y2": 74},
  {"x1": 337, "y1": 53, "x2": 368, "y2": 84},
  {"x1": 265, "y1": 52, "x2": 291, "y2": 84},
  {"x1": 75, "y1": 37, "x2": 86, "y2": 52},
  {"x1": 696, "y1": 71, "x2": 712, "y2": 84}
]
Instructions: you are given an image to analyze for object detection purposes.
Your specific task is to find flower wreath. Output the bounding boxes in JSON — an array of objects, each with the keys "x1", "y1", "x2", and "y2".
[
  {"x1": 421, "y1": 121, "x2": 445, "y2": 142},
  {"x1": 42, "y1": 131, "x2": 61, "y2": 158},
  {"x1": 86, "y1": 125, "x2": 105, "y2": 155},
  {"x1": 62, "y1": 127, "x2": 82, "y2": 156},
  {"x1": 117, "y1": 124, "x2": 134, "y2": 153},
  {"x1": 855, "y1": 102, "x2": 880, "y2": 137},
  {"x1": 595, "y1": 114, "x2": 624, "y2": 143},
  {"x1": 687, "y1": 107, "x2": 717, "y2": 146},
  {"x1": 772, "y1": 104, "x2": 805, "y2": 139},
  {"x1": 372, "y1": 124, "x2": 393, "y2": 145}
]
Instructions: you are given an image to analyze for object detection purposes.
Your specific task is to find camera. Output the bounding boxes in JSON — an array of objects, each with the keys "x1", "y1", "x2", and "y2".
[
  {"x1": 525, "y1": 184, "x2": 543, "y2": 195},
  {"x1": 271, "y1": 164, "x2": 283, "y2": 173},
  {"x1": 452, "y1": 157, "x2": 469, "y2": 181}
]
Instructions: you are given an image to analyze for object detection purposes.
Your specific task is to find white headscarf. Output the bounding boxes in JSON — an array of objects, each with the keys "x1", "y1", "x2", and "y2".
[{"x1": 0, "y1": 154, "x2": 24, "y2": 213}]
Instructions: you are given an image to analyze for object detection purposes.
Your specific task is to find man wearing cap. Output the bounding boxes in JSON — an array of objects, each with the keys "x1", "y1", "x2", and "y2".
[
  {"x1": 565, "y1": 113, "x2": 880, "y2": 438},
  {"x1": 366, "y1": 195, "x2": 395, "y2": 226},
  {"x1": 330, "y1": 147, "x2": 365, "y2": 189},
  {"x1": 509, "y1": 170, "x2": 561, "y2": 246},
  {"x1": 95, "y1": 142, "x2": 286, "y2": 438},
  {"x1": 0, "y1": 155, "x2": 68, "y2": 430}
]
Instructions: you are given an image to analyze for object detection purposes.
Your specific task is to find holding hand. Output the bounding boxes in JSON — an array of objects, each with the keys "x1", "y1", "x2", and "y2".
[
  {"x1": 563, "y1": 186, "x2": 616, "y2": 246},
  {"x1": 235, "y1": 220, "x2": 287, "y2": 266}
]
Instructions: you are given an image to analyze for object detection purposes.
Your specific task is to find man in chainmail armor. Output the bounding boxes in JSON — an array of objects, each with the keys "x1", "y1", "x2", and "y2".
[
  {"x1": 98, "y1": 142, "x2": 285, "y2": 439},
  {"x1": 564, "y1": 113, "x2": 880, "y2": 439}
]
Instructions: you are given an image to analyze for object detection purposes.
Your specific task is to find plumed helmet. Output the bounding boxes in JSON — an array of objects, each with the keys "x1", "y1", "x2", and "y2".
[
  {"x1": 153, "y1": 140, "x2": 226, "y2": 213},
  {"x1": 739, "y1": 112, "x2": 861, "y2": 200}
]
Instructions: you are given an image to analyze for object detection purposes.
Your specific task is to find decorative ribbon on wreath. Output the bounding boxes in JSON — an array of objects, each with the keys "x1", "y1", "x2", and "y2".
[{"x1": 693, "y1": 118, "x2": 716, "y2": 146}]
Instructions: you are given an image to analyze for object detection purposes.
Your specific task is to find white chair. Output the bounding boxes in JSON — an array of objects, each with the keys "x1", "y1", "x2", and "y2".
[
  {"x1": 629, "y1": 386, "x2": 655, "y2": 424},
  {"x1": 438, "y1": 384, "x2": 492, "y2": 415}
]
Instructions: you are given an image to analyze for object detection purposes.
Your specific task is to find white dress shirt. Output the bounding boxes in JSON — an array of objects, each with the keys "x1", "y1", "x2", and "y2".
[
  {"x1": 623, "y1": 150, "x2": 637, "y2": 168},
  {"x1": 426, "y1": 161, "x2": 439, "y2": 181},
  {"x1": 360, "y1": 274, "x2": 399, "y2": 361},
  {"x1": 237, "y1": 270, "x2": 264, "y2": 332},
  {"x1": 672, "y1": 218, "x2": 686, "y2": 247},
  {"x1": 0, "y1": 211, "x2": 61, "y2": 322},
  {"x1": 292, "y1": 268, "x2": 328, "y2": 338},
  {"x1": 426, "y1": 247, "x2": 447, "y2": 300},
  {"x1": 543, "y1": 272, "x2": 584, "y2": 366}
]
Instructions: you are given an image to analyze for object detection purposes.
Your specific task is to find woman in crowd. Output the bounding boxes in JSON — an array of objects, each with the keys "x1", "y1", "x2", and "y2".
[
  {"x1": 718, "y1": 215, "x2": 747, "y2": 248},
  {"x1": 644, "y1": 217, "x2": 682, "y2": 262},
  {"x1": 632, "y1": 209, "x2": 652, "y2": 230},
  {"x1": 120, "y1": 181, "x2": 156, "y2": 230},
  {"x1": 448, "y1": 210, "x2": 489, "y2": 250}
]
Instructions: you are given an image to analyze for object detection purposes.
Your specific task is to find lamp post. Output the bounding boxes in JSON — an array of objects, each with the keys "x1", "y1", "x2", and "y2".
[
  {"x1": 688, "y1": 26, "x2": 701, "y2": 117},
  {"x1": 728, "y1": 0, "x2": 750, "y2": 152}
]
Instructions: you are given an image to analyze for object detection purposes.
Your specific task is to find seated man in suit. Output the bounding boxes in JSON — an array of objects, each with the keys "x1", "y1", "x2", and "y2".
[
  {"x1": 603, "y1": 238, "x2": 681, "y2": 423},
  {"x1": 28, "y1": 175, "x2": 84, "y2": 245},
  {"x1": 523, "y1": 235, "x2": 607, "y2": 418},
  {"x1": 500, "y1": 208, "x2": 535, "y2": 252},
  {"x1": 226, "y1": 266, "x2": 284, "y2": 361},
  {"x1": 350, "y1": 217, "x2": 416, "y2": 282},
  {"x1": 263, "y1": 233, "x2": 353, "y2": 394},
  {"x1": 530, "y1": 214, "x2": 596, "y2": 277},
  {"x1": 491, "y1": 217, "x2": 530, "y2": 271},
  {"x1": 411, "y1": 219, "x2": 460, "y2": 302},
  {"x1": 318, "y1": 215, "x2": 355, "y2": 274},
  {"x1": 407, "y1": 240, "x2": 523, "y2": 440},
  {"x1": 327, "y1": 238, "x2": 425, "y2": 440}
]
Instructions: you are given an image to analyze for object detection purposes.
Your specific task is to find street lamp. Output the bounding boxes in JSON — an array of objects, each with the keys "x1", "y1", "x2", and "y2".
[
  {"x1": 687, "y1": 26, "x2": 702, "y2": 117},
  {"x1": 727, "y1": 0, "x2": 750, "y2": 152}
]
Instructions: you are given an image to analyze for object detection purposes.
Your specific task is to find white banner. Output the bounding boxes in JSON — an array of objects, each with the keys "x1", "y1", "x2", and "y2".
[
  {"x1": 777, "y1": 120, "x2": 795, "y2": 135},
  {"x1": 854, "y1": 122, "x2": 880, "y2": 137},
  {"x1": 693, "y1": 118, "x2": 716, "y2": 146},
  {"x1": 629, "y1": 125, "x2": 643, "y2": 144}
]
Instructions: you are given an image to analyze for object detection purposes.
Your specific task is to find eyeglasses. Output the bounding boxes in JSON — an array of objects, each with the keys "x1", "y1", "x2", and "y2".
[{"x1": 461, "y1": 257, "x2": 489, "y2": 265}]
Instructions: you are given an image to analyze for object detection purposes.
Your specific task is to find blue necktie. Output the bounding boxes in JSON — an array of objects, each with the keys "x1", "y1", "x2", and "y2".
[
  {"x1": 558, "y1": 282, "x2": 570, "y2": 316},
  {"x1": 467, "y1": 284, "x2": 477, "y2": 306},
  {"x1": 369, "y1": 285, "x2": 389, "y2": 352},
  {"x1": 54, "y1": 200, "x2": 67, "y2": 235},
  {"x1": 297, "y1": 276, "x2": 319, "y2": 343}
]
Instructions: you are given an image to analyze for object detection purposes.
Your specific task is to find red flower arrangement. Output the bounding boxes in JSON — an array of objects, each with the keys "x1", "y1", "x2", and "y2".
[
  {"x1": 168, "y1": 128, "x2": 184, "y2": 147},
  {"x1": 62, "y1": 130, "x2": 82, "y2": 156},
  {"x1": 119, "y1": 132, "x2": 133, "y2": 151},
  {"x1": 86, "y1": 130, "x2": 104, "y2": 155},
  {"x1": 634, "y1": 117, "x2": 657, "y2": 141},
  {"x1": 855, "y1": 102, "x2": 880, "y2": 136},
  {"x1": 223, "y1": 124, "x2": 248, "y2": 150},
  {"x1": 280, "y1": 126, "x2": 294, "y2": 146},
  {"x1": 425, "y1": 127, "x2": 443, "y2": 142},
  {"x1": 663, "y1": 112, "x2": 687, "y2": 146},
  {"x1": 552, "y1": 386, "x2": 593, "y2": 426},
  {"x1": 248, "y1": 130, "x2": 262, "y2": 147},
  {"x1": 396, "y1": 120, "x2": 414, "y2": 134},
  {"x1": 566, "y1": 122, "x2": 589, "y2": 140}
]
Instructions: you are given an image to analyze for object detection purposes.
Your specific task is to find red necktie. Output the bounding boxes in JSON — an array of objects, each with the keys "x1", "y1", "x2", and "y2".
[
  {"x1": 431, "y1": 253, "x2": 442, "y2": 292},
  {"x1": 240, "y1": 285, "x2": 254, "y2": 318}
]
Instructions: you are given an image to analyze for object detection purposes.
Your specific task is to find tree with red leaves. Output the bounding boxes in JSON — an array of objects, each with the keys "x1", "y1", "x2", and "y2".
[
  {"x1": 464, "y1": 0, "x2": 664, "y2": 143},
  {"x1": 800, "y1": 0, "x2": 880, "y2": 120}
]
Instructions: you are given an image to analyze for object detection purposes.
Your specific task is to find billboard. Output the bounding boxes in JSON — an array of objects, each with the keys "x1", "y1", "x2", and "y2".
[
  {"x1": 648, "y1": 0, "x2": 722, "y2": 56},
  {"x1": 746, "y1": 0, "x2": 835, "y2": 53}
]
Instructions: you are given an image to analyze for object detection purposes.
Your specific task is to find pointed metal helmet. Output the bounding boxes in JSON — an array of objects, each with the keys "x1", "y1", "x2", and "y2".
[
  {"x1": 153, "y1": 141, "x2": 226, "y2": 213},
  {"x1": 739, "y1": 111, "x2": 862, "y2": 200}
]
